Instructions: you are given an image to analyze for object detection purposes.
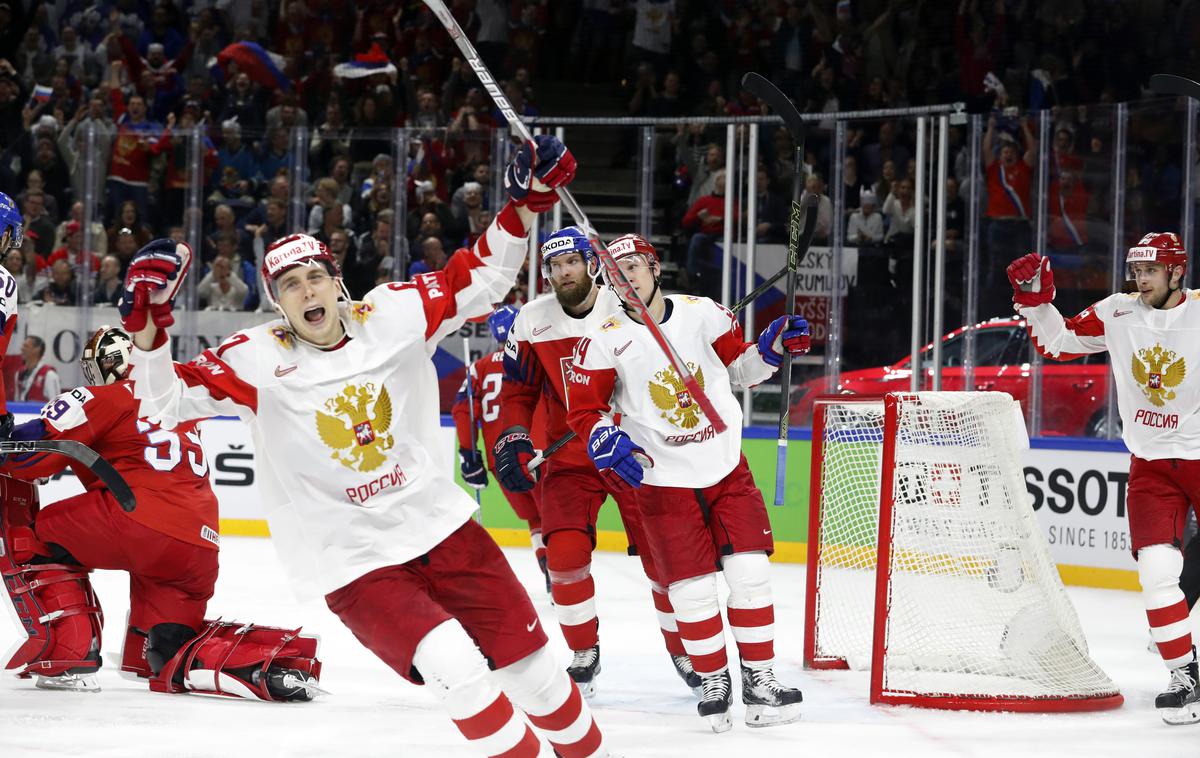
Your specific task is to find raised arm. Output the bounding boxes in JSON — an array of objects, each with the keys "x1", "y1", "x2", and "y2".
[{"x1": 1007, "y1": 253, "x2": 1107, "y2": 360}]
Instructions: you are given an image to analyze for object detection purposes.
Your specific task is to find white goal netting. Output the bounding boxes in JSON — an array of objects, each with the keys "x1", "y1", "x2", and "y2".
[{"x1": 807, "y1": 392, "x2": 1120, "y2": 710}]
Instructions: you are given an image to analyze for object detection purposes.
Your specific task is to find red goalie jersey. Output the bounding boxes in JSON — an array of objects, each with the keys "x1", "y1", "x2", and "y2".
[{"x1": 2, "y1": 381, "x2": 219, "y2": 550}]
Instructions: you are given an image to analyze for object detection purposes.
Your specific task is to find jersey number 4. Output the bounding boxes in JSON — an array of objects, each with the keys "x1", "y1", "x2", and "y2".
[{"x1": 135, "y1": 419, "x2": 208, "y2": 477}]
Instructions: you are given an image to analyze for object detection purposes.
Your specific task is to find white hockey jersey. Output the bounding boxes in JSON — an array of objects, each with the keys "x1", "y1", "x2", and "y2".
[
  {"x1": 566, "y1": 294, "x2": 775, "y2": 488},
  {"x1": 128, "y1": 209, "x2": 530, "y2": 598},
  {"x1": 1023, "y1": 290, "x2": 1200, "y2": 460}
]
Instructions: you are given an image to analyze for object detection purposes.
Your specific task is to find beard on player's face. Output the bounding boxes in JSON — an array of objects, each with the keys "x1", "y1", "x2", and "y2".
[{"x1": 552, "y1": 275, "x2": 593, "y2": 308}]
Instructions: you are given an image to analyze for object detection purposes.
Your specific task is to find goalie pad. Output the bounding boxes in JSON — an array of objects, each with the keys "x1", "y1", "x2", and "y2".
[
  {"x1": 1, "y1": 476, "x2": 103, "y2": 678},
  {"x1": 151, "y1": 618, "x2": 323, "y2": 702}
]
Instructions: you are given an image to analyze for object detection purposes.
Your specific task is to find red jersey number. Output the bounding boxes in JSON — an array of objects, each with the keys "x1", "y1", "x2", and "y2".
[{"x1": 135, "y1": 419, "x2": 209, "y2": 477}]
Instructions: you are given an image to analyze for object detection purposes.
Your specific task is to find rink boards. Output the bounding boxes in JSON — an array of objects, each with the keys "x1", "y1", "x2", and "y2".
[{"x1": 8, "y1": 405, "x2": 1139, "y2": 591}]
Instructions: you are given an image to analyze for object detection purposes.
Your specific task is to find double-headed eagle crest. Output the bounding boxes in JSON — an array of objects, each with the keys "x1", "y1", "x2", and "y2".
[
  {"x1": 649, "y1": 363, "x2": 706, "y2": 429},
  {"x1": 316, "y1": 383, "x2": 395, "y2": 471},
  {"x1": 1131, "y1": 343, "x2": 1185, "y2": 407}
]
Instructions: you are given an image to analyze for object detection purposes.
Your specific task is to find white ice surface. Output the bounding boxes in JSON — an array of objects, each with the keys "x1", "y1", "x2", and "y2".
[{"x1": 0, "y1": 538, "x2": 1195, "y2": 758}]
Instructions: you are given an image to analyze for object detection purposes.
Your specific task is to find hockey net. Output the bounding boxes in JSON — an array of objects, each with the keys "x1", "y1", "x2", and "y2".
[{"x1": 804, "y1": 392, "x2": 1122, "y2": 711}]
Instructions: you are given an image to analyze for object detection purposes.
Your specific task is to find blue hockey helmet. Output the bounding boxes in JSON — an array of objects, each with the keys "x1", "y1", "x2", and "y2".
[
  {"x1": 487, "y1": 304, "x2": 519, "y2": 344},
  {"x1": 0, "y1": 192, "x2": 24, "y2": 253},
  {"x1": 539, "y1": 225, "x2": 596, "y2": 279}
]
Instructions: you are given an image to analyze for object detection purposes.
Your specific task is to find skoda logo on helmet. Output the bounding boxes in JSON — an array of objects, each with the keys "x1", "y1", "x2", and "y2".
[{"x1": 541, "y1": 236, "x2": 577, "y2": 255}]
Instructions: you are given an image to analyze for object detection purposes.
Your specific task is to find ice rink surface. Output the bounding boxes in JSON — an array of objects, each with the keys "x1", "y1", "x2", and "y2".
[{"x1": 1, "y1": 537, "x2": 1195, "y2": 758}]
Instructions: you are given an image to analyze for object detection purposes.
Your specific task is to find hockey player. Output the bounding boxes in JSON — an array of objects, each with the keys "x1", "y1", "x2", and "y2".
[
  {"x1": 0, "y1": 192, "x2": 24, "y2": 427},
  {"x1": 452, "y1": 304, "x2": 550, "y2": 591},
  {"x1": 495, "y1": 225, "x2": 698, "y2": 697},
  {"x1": 1008, "y1": 234, "x2": 1200, "y2": 725},
  {"x1": 124, "y1": 137, "x2": 612, "y2": 757},
  {"x1": 566, "y1": 233, "x2": 809, "y2": 732},
  {"x1": 0, "y1": 325, "x2": 321, "y2": 699}
]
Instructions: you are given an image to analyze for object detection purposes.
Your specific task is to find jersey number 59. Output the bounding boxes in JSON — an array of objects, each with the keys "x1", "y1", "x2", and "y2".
[{"x1": 135, "y1": 419, "x2": 208, "y2": 477}]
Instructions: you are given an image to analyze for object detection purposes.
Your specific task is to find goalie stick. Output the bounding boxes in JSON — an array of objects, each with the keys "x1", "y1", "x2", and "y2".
[
  {"x1": 1, "y1": 439, "x2": 136, "y2": 512},
  {"x1": 423, "y1": 0, "x2": 725, "y2": 438},
  {"x1": 526, "y1": 197, "x2": 819, "y2": 474},
  {"x1": 741, "y1": 72, "x2": 808, "y2": 506}
]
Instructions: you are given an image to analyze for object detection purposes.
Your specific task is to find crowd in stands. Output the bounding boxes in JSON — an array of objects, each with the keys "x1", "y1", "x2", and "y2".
[{"x1": 0, "y1": 0, "x2": 1195, "y2": 317}]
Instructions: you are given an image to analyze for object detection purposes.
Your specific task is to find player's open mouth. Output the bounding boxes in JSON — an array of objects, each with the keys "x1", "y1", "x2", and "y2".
[{"x1": 304, "y1": 305, "x2": 326, "y2": 324}]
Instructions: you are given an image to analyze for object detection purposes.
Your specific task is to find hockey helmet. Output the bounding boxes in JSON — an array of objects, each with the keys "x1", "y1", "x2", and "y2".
[
  {"x1": 488, "y1": 304, "x2": 519, "y2": 344},
  {"x1": 261, "y1": 233, "x2": 352, "y2": 322},
  {"x1": 1126, "y1": 232, "x2": 1187, "y2": 282},
  {"x1": 0, "y1": 192, "x2": 24, "y2": 253},
  {"x1": 81, "y1": 325, "x2": 133, "y2": 385},
  {"x1": 540, "y1": 225, "x2": 596, "y2": 279}
]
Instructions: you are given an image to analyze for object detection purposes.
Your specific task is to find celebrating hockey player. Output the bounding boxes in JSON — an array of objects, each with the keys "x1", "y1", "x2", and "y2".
[
  {"x1": 1008, "y1": 234, "x2": 1200, "y2": 725},
  {"x1": 566, "y1": 233, "x2": 809, "y2": 732},
  {"x1": 0, "y1": 325, "x2": 321, "y2": 698},
  {"x1": 452, "y1": 304, "x2": 551, "y2": 591},
  {"x1": 496, "y1": 225, "x2": 698, "y2": 697},
  {"x1": 124, "y1": 137, "x2": 613, "y2": 757}
]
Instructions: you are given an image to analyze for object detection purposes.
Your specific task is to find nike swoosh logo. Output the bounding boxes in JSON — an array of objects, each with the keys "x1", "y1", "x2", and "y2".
[
  {"x1": 1113, "y1": 310, "x2": 1131, "y2": 318},
  {"x1": 614, "y1": 340, "x2": 633, "y2": 356},
  {"x1": 526, "y1": 620, "x2": 538, "y2": 632},
  {"x1": 533, "y1": 325, "x2": 552, "y2": 336},
  {"x1": 274, "y1": 365, "x2": 297, "y2": 377},
  {"x1": 763, "y1": 529, "x2": 772, "y2": 535}
]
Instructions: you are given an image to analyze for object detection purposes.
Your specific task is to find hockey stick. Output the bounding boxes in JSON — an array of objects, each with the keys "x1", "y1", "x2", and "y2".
[
  {"x1": 741, "y1": 71, "x2": 807, "y2": 507},
  {"x1": 1149, "y1": 73, "x2": 1200, "y2": 100},
  {"x1": 461, "y1": 337, "x2": 482, "y2": 507},
  {"x1": 526, "y1": 201, "x2": 818, "y2": 475},
  {"x1": 1, "y1": 439, "x2": 136, "y2": 512},
  {"x1": 424, "y1": 0, "x2": 725, "y2": 438}
]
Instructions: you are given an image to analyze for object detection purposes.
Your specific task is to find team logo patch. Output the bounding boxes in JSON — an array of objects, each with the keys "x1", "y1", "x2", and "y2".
[
  {"x1": 351, "y1": 301, "x2": 374, "y2": 324},
  {"x1": 600, "y1": 317, "x2": 620, "y2": 332},
  {"x1": 270, "y1": 326, "x2": 294, "y2": 349},
  {"x1": 649, "y1": 363, "x2": 706, "y2": 430},
  {"x1": 316, "y1": 383, "x2": 395, "y2": 472},
  {"x1": 1131, "y1": 343, "x2": 1185, "y2": 407}
]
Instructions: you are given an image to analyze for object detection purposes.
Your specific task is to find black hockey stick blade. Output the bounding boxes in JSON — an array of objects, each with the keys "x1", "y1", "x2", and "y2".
[
  {"x1": 1149, "y1": 73, "x2": 1200, "y2": 100},
  {"x1": 0, "y1": 439, "x2": 136, "y2": 512},
  {"x1": 742, "y1": 72, "x2": 806, "y2": 143}
]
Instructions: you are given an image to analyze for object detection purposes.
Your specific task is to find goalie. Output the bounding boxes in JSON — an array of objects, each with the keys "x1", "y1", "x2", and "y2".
[
  {"x1": 1008, "y1": 233, "x2": 1200, "y2": 725},
  {"x1": 0, "y1": 325, "x2": 321, "y2": 700}
]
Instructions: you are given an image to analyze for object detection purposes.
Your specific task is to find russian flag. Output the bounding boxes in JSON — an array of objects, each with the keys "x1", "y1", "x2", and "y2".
[
  {"x1": 214, "y1": 41, "x2": 291, "y2": 92},
  {"x1": 333, "y1": 43, "x2": 397, "y2": 80},
  {"x1": 31, "y1": 84, "x2": 52, "y2": 103}
]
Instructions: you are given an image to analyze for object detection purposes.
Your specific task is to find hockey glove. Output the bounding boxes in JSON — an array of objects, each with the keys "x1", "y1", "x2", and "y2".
[
  {"x1": 493, "y1": 426, "x2": 539, "y2": 492},
  {"x1": 459, "y1": 447, "x2": 488, "y2": 490},
  {"x1": 1006, "y1": 253, "x2": 1055, "y2": 307},
  {"x1": 118, "y1": 239, "x2": 193, "y2": 332},
  {"x1": 588, "y1": 425, "x2": 650, "y2": 491},
  {"x1": 504, "y1": 135, "x2": 577, "y2": 212},
  {"x1": 758, "y1": 315, "x2": 811, "y2": 368}
]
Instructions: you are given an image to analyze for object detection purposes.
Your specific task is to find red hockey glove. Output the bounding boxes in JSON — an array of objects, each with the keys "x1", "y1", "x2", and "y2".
[{"x1": 1006, "y1": 253, "x2": 1055, "y2": 307}]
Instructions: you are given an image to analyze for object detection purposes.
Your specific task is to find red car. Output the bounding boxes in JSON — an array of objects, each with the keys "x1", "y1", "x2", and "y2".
[{"x1": 790, "y1": 319, "x2": 1112, "y2": 437}]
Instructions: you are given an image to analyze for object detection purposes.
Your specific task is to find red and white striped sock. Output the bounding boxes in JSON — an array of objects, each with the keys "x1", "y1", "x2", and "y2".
[
  {"x1": 496, "y1": 647, "x2": 606, "y2": 758},
  {"x1": 722, "y1": 552, "x2": 776, "y2": 668},
  {"x1": 451, "y1": 693, "x2": 542, "y2": 758},
  {"x1": 669, "y1": 573, "x2": 728, "y2": 675},
  {"x1": 651, "y1": 582, "x2": 687, "y2": 658},
  {"x1": 547, "y1": 531, "x2": 599, "y2": 651},
  {"x1": 1139, "y1": 545, "x2": 1195, "y2": 669},
  {"x1": 530, "y1": 529, "x2": 547, "y2": 569}
]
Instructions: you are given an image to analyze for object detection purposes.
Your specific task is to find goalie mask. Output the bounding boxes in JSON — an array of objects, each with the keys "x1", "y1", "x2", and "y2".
[
  {"x1": 261, "y1": 233, "x2": 352, "y2": 330},
  {"x1": 81, "y1": 325, "x2": 133, "y2": 385},
  {"x1": 0, "y1": 191, "x2": 24, "y2": 253}
]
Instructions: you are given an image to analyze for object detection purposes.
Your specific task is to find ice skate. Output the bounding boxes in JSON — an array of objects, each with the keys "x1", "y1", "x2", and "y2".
[
  {"x1": 696, "y1": 669, "x2": 732, "y2": 733},
  {"x1": 671, "y1": 654, "x2": 702, "y2": 696},
  {"x1": 35, "y1": 671, "x2": 101, "y2": 693},
  {"x1": 741, "y1": 665, "x2": 802, "y2": 728},
  {"x1": 254, "y1": 666, "x2": 326, "y2": 701},
  {"x1": 1157, "y1": 653, "x2": 1200, "y2": 725},
  {"x1": 567, "y1": 644, "x2": 600, "y2": 698}
]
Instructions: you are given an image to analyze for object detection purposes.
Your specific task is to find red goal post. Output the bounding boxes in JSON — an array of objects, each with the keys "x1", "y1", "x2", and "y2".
[{"x1": 804, "y1": 392, "x2": 1123, "y2": 712}]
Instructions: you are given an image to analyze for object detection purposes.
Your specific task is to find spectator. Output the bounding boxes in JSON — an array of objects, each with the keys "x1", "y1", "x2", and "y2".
[
  {"x1": 1048, "y1": 170, "x2": 1090, "y2": 257},
  {"x1": 800, "y1": 173, "x2": 834, "y2": 243},
  {"x1": 753, "y1": 167, "x2": 789, "y2": 243},
  {"x1": 218, "y1": 72, "x2": 266, "y2": 134},
  {"x1": 16, "y1": 336, "x2": 60, "y2": 402},
  {"x1": 197, "y1": 255, "x2": 249, "y2": 311},
  {"x1": 48, "y1": 220, "x2": 99, "y2": 273},
  {"x1": 847, "y1": 190, "x2": 885, "y2": 246},
  {"x1": 106, "y1": 200, "x2": 152, "y2": 250},
  {"x1": 152, "y1": 107, "x2": 217, "y2": 229},
  {"x1": 3, "y1": 247, "x2": 33, "y2": 304},
  {"x1": 54, "y1": 200, "x2": 106, "y2": 255},
  {"x1": 36, "y1": 259, "x2": 76, "y2": 305},
  {"x1": 681, "y1": 168, "x2": 734, "y2": 297},
  {"x1": 213, "y1": 119, "x2": 258, "y2": 192},
  {"x1": 356, "y1": 180, "x2": 393, "y2": 233},
  {"x1": 307, "y1": 177, "x2": 352, "y2": 235},
  {"x1": 982, "y1": 114, "x2": 1036, "y2": 313},
  {"x1": 93, "y1": 253, "x2": 122, "y2": 306},
  {"x1": 861, "y1": 121, "x2": 910, "y2": 186},
  {"x1": 631, "y1": 0, "x2": 675, "y2": 76},
  {"x1": 407, "y1": 89, "x2": 446, "y2": 132},
  {"x1": 883, "y1": 177, "x2": 917, "y2": 244},
  {"x1": 211, "y1": 230, "x2": 259, "y2": 310},
  {"x1": 327, "y1": 228, "x2": 355, "y2": 274},
  {"x1": 248, "y1": 198, "x2": 288, "y2": 256},
  {"x1": 681, "y1": 139, "x2": 725, "y2": 206},
  {"x1": 110, "y1": 226, "x2": 139, "y2": 274},
  {"x1": 450, "y1": 181, "x2": 489, "y2": 245},
  {"x1": 313, "y1": 202, "x2": 349, "y2": 245},
  {"x1": 873, "y1": 160, "x2": 897, "y2": 207},
  {"x1": 944, "y1": 177, "x2": 966, "y2": 253},
  {"x1": 105, "y1": 62, "x2": 159, "y2": 225},
  {"x1": 310, "y1": 101, "x2": 350, "y2": 176},
  {"x1": 22, "y1": 191, "x2": 55, "y2": 257},
  {"x1": 256, "y1": 127, "x2": 293, "y2": 183},
  {"x1": 842, "y1": 155, "x2": 863, "y2": 212},
  {"x1": 348, "y1": 214, "x2": 392, "y2": 299},
  {"x1": 410, "y1": 236, "x2": 448, "y2": 275}
]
